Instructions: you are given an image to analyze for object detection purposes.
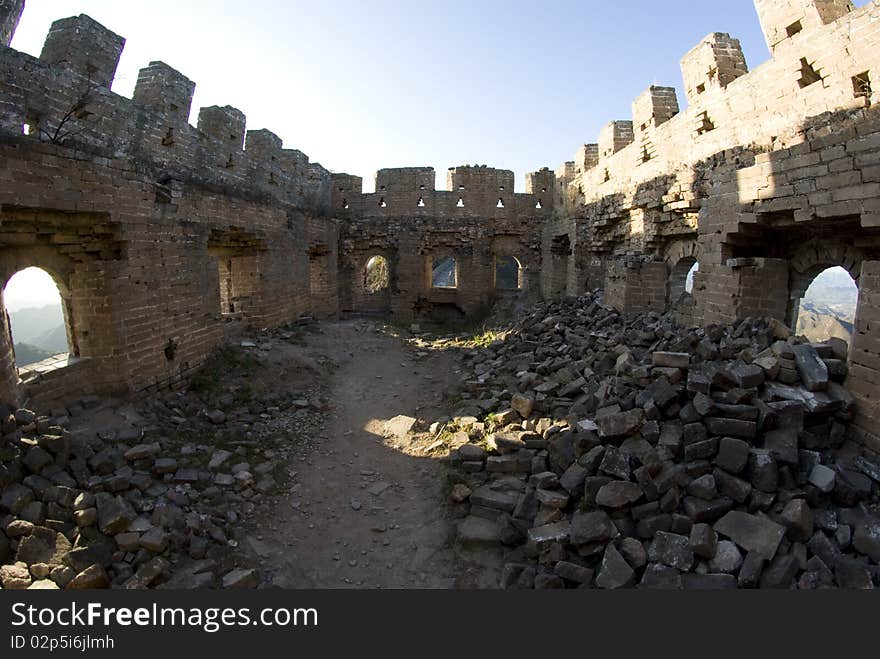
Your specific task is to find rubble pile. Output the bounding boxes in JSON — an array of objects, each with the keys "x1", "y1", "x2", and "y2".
[
  {"x1": 449, "y1": 293, "x2": 880, "y2": 589},
  {"x1": 0, "y1": 332, "x2": 328, "y2": 590}
]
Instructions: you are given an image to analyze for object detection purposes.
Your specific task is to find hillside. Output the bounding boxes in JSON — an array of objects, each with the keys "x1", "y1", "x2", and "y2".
[
  {"x1": 796, "y1": 301, "x2": 854, "y2": 343},
  {"x1": 796, "y1": 267, "x2": 857, "y2": 343},
  {"x1": 6, "y1": 303, "x2": 67, "y2": 364},
  {"x1": 31, "y1": 323, "x2": 68, "y2": 354},
  {"x1": 12, "y1": 342, "x2": 54, "y2": 367},
  {"x1": 7, "y1": 303, "x2": 65, "y2": 344}
]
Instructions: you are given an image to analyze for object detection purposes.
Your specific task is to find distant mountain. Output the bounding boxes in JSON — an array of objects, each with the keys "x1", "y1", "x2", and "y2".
[
  {"x1": 802, "y1": 267, "x2": 858, "y2": 322},
  {"x1": 6, "y1": 304, "x2": 68, "y2": 364},
  {"x1": 794, "y1": 267, "x2": 858, "y2": 343},
  {"x1": 32, "y1": 323, "x2": 68, "y2": 354},
  {"x1": 796, "y1": 300, "x2": 854, "y2": 344},
  {"x1": 12, "y1": 342, "x2": 54, "y2": 367},
  {"x1": 7, "y1": 304, "x2": 65, "y2": 345}
]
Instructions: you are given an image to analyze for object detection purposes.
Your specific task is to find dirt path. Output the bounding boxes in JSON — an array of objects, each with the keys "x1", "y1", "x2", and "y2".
[{"x1": 244, "y1": 319, "x2": 469, "y2": 588}]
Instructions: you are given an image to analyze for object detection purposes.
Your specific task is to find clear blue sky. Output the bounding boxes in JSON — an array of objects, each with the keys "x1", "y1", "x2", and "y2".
[{"x1": 9, "y1": 1, "x2": 870, "y2": 192}]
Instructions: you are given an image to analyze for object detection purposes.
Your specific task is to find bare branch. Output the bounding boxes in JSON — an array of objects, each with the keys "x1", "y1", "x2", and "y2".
[{"x1": 39, "y1": 74, "x2": 101, "y2": 145}]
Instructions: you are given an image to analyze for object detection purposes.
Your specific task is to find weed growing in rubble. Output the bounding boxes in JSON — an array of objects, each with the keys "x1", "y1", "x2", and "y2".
[{"x1": 483, "y1": 412, "x2": 503, "y2": 432}]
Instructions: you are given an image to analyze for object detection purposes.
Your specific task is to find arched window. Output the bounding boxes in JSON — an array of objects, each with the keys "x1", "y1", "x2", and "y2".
[
  {"x1": 364, "y1": 255, "x2": 390, "y2": 293},
  {"x1": 794, "y1": 266, "x2": 858, "y2": 344},
  {"x1": 685, "y1": 261, "x2": 699, "y2": 294},
  {"x1": 3, "y1": 267, "x2": 70, "y2": 368},
  {"x1": 669, "y1": 256, "x2": 699, "y2": 302},
  {"x1": 432, "y1": 256, "x2": 457, "y2": 289},
  {"x1": 495, "y1": 256, "x2": 522, "y2": 291}
]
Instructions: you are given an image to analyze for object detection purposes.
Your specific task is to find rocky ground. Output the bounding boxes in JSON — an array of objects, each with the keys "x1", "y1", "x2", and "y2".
[
  {"x1": 0, "y1": 319, "x2": 491, "y2": 590},
  {"x1": 230, "y1": 321, "x2": 482, "y2": 589},
  {"x1": 447, "y1": 293, "x2": 880, "y2": 589},
  {"x1": 2, "y1": 294, "x2": 880, "y2": 590}
]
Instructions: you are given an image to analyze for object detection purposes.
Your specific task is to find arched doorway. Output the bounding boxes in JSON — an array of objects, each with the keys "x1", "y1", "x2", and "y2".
[
  {"x1": 365, "y1": 255, "x2": 390, "y2": 293},
  {"x1": 359, "y1": 254, "x2": 392, "y2": 313},
  {"x1": 2, "y1": 267, "x2": 71, "y2": 369},
  {"x1": 792, "y1": 265, "x2": 858, "y2": 344},
  {"x1": 669, "y1": 256, "x2": 699, "y2": 302},
  {"x1": 494, "y1": 255, "x2": 523, "y2": 291}
]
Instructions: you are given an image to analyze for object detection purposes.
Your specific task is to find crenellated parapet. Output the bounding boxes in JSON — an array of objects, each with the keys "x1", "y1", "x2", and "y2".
[
  {"x1": 557, "y1": 0, "x2": 880, "y2": 260},
  {"x1": 329, "y1": 164, "x2": 552, "y2": 220},
  {"x1": 574, "y1": 144, "x2": 599, "y2": 174},
  {"x1": 633, "y1": 86, "x2": 680, "y2": 165},
  {"x1": 376, "y1": 167, "x2": 436, "y2": 193},
  {"x1": 525, "y1": 168, "x2": 555, "y2": 209},
  {"x1": 0, "y1": 12, "x2": 335, "y2": 215},
  {"x1": 446, "y1": 165, "x2": 515, "y2": 195},
  {"x1": 598, "y1": 121, "x2": 634, "y2": 159},
  {"x1": 754, "y1": 0, "x2": 855, "y2": 52},
  {"x1": 331, "y1": 173, "x2": 363, "y2": 211},
  {"x1": 132, "y1": 61, "x2": 195, "y2": 124},
  {"x1": 0, "y1": 7, "x2": 560, "y2": 231},
  {"x1": 245, "y1": 128, "x2": 283, "y2": 162},
  {"x1": 198, "y1": 105, "x2": 247, "y2": 152},
  {"x1": 39, "y1": 14, "x2": 125, "y2": 89},
  {"x1": 0, "y1": 9, "x2": 559, "y2": 226},
  {"x1": 680, "y1": 33, "x2": 749, "y2": 105}
]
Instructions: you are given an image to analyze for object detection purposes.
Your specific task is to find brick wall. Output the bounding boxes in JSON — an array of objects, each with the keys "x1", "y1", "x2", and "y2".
[
  {"x1": 604, "y1": 260, "x2": 668, "y2": 315},
  {"x1": 544, "y1": 0, "x2": 880, "y2": 441},
  {"x1": 4, "y1": 0, "x2": 880, "y2": 441},
  {"x1": 850, "y1": 260, "x2": 880, "y2": 447}
]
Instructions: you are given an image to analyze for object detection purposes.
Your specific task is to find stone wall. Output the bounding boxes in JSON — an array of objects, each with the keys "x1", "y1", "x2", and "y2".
[
  {"x1": 2, "y1": 0, "x2": 880, "y2": 444},
  {"x1": 851, "y1": 259, "x2": 880, "y2": 437},
  {"x1": 0, "y1": 14, "x2": 335, "y2": 212},
  {"x1": 551, "y1": 0, "x2": 880, "y2": 443},
  {"x1": 0, "y1": 8, "x2": 340, "y2": 408},
  {"x1": 333, "y1": 165, "x2": 549, "y2": 322},
  {"x1": 604, "y1": 259, "x2": 668, "y2": 315}
]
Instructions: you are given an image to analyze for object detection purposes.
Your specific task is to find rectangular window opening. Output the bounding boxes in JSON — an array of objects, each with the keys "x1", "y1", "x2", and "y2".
[
  {"x1": 23, "y1": 112, "x2": 39, "y2": 137},
  {"x1": 853, "y1": 71, "x2": 872, "y2": 103},
  {"x1": 798, "y1": 57, "x2": 823, "y2": 88},
  {"x1": 431, "y1": 256, "x2": 457, "y2": 289},
  {"x1": 786, "y1": 21, "x2": 803, "y2": 38},
  {"x1": 696, "y1": 111, "x2": 715, "y2": 135}
]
